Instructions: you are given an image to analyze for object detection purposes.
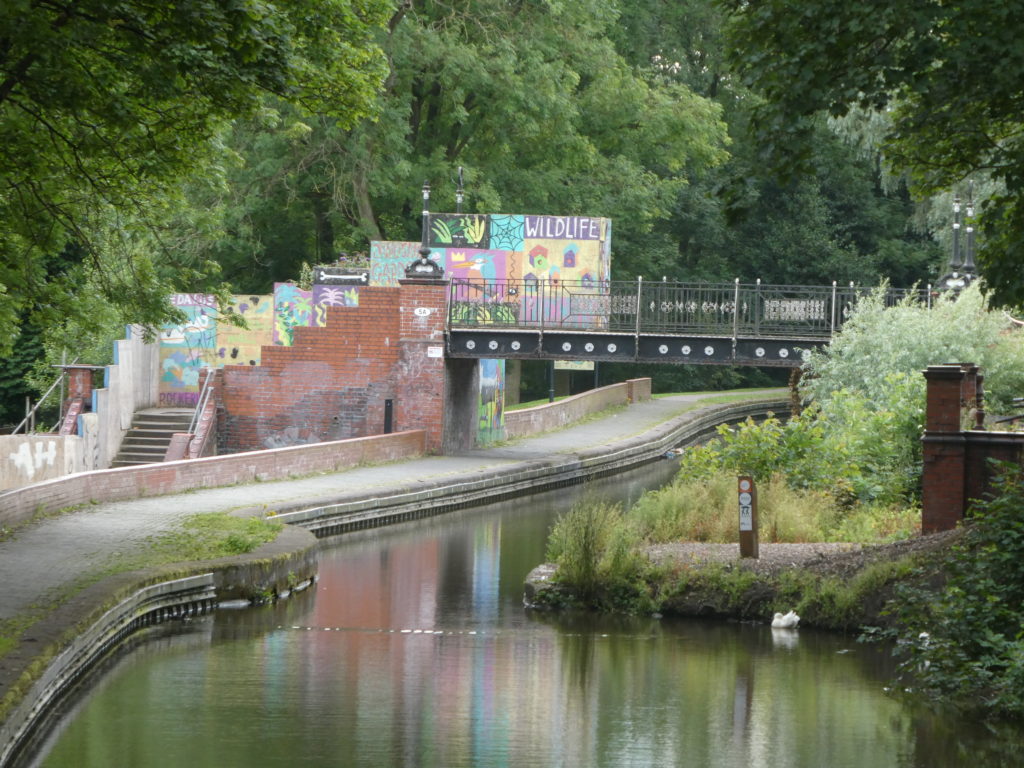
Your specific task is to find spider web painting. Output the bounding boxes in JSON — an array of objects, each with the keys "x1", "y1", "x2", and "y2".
[{"x1": 487, "y1": 214, "x2": 524, "y2": 251}]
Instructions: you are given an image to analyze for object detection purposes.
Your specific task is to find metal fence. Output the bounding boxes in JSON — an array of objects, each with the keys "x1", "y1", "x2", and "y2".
[{"x1": 447, "y1": 278, "x2": 933, "y2": 340}]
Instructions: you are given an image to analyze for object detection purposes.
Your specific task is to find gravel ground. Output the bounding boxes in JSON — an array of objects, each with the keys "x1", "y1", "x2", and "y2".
[{"x1": 645, "y1": 528, "x2": 964, "y2": 580}]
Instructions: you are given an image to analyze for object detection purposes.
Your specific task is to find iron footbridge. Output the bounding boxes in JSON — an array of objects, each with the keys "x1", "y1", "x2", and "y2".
[{"x1": 445, "y1": 278, "x2": 930, "y2": 367}]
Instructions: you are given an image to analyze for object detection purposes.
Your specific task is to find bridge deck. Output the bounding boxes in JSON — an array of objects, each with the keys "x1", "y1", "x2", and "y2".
[{"x1": 445, "y1": 278, "x2": 929, "y2": 366}]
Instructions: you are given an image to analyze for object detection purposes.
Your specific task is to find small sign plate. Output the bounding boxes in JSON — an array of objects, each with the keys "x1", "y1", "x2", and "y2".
[{"x1": 427, "y1": 346, "x2": 444, "y2": 358}]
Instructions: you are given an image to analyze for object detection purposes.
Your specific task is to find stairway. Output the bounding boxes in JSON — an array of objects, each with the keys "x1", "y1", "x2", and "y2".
[{"x1": 111, "y1": 409, "x2": 195, "y2": 467}]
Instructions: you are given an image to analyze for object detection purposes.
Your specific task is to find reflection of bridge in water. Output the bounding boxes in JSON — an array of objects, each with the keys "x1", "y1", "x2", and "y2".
[{"x1": 445, "y1": 278, "x2": 930, "y2": 366}]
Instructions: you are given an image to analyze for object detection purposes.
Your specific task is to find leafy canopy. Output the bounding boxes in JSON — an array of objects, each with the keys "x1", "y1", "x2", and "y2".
[
  {"x1": 0, "y1": 0, "x2": 391, "y2": 353},
  {"x1": 721, "y1": 0, "x2": 1024, "y2": 308}
]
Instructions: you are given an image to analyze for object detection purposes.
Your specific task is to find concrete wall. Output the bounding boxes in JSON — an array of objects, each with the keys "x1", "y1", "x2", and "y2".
[
  {"x1": 504, "y1": 382, "x2": 636, "y2": 440},
  {"x1": 0, "y1": 430, "x2": 426, "y2": 529},
  {"x1": 0, "y1": 435, "x2": 87, "y2": 492},
  {"x1": 1, "y1": 332, "x2": 161, "y2": 493},
  {"x1": 99, "y1": 330, "x2": 161, "y2": 466}
]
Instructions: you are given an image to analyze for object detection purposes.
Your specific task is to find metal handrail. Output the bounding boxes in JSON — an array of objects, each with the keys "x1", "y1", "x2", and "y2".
[
  {"x1": 188, "y1": 368, "x2": 216, "y2": 436},
  {"x1": 447, "y1": 278, "x2": 931, "y2": 340},
  {"x1": 11, "y1": 359, "x2": 80, "y2": 435}
]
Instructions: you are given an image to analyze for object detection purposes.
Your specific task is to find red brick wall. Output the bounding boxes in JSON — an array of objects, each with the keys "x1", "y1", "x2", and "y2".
[
  {"x1": 395, "y1": 278, "x2": 450, "y2": 453},
  {"x1": 217, "y1": 282, "x2": 454, "y2": 455},
  {"x1": 922, "y1": 364, "x2": 1024, "y2": 532},
  {"x1": 0, "y1": 431, "x2": 427, "y2": 527}
]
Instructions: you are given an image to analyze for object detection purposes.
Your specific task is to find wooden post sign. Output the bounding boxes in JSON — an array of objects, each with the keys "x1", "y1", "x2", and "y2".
[{"x1": 738, "y1": 475, "x2": 759, "y2": 559}]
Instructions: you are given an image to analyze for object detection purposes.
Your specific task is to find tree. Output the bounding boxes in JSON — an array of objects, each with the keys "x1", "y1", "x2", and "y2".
[
  {"x1": 721, "y1": 0, "x2": 1024, "y2": 308},
  {"x1": 0, "y1": 0, "x2": 391, "y2": 353},
  {"x1": 183, "y1": 0, "x2": 732, "y2": 286}
]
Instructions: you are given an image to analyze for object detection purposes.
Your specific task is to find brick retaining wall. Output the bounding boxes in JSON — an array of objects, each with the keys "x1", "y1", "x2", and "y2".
[
  {"x1": 0, "y1": 430, "x2": 426, "y2": 528},
  {"x1": 504, "y1": 383, "x2": 632, "y2": 439}
]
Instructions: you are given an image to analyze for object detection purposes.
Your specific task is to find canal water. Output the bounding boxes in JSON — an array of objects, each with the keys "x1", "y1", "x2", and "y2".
[{"x1": 28, "y1": 461, "x2": 1024, "y2": 767}]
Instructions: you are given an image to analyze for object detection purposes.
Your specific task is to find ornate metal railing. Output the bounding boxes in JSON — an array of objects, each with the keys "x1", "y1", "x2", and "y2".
[{"x1": 447, "y1": 278, "x2": 932, "y2": 340}]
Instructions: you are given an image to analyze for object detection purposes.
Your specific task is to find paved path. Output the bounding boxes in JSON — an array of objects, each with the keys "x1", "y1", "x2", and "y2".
[{"x1": 0, "y1": 390, "x2": 785, "y2": 626}]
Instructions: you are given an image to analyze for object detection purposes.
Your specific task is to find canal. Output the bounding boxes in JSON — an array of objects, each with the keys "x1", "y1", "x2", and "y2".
[{"x1": 26, "y1": 460, "x2": 1024, "y2": 767}]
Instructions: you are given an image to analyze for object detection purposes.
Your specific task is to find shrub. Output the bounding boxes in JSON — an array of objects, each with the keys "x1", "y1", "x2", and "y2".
[
  {"x1": 888, "y1": 463, "x2": 1024, "y2": 716},
  {"x1": 546, "y1": 496, "x2": 648, "y2": 608}
]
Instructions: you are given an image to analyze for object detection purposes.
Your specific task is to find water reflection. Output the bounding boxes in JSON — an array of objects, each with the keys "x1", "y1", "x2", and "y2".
[{"x1": 31, "y1": 462, "x2": 1024, "y2": 767}]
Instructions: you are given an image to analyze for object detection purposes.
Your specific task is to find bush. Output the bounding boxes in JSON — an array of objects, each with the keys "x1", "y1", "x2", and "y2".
[
  {"x1": 888, "y1": 463, "x2": 1024, "y2": 716},
  {"x1": 546, "y1": 496, "x2": 648, "y2": 608}
]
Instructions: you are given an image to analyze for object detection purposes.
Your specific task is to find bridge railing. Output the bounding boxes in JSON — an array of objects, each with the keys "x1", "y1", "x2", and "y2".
[{"x1": 447, "y1": 278, "x2": 932, "y2": 340}]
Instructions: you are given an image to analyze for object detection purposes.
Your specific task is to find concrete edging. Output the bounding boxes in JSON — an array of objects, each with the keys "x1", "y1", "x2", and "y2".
[{"x1": 0, "y1": 526, "x2": 318, "y2": 768}]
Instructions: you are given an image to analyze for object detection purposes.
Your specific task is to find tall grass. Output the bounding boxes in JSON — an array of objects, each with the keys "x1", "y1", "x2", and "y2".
[
  {"x1": 546, "y1": 496, "x2": 647, "y2": 605},
  {"x1": 628, "y1": 473, "x2": 918, "y2": 544}
]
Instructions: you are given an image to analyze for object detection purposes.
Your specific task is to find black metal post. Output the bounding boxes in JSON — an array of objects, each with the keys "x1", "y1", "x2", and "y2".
[
  {"x1": 951, "y1": 196, "x2": 962, "y2": 271},
  {"x1": 548, "y1": 360, "x2": 555, "y2": 403},
  {"x1": 964, "y1": 187, "x2": 977, "y2": 277}
]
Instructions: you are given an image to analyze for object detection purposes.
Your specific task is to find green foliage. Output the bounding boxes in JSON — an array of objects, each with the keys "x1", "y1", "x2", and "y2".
[
  {"x1": 0, "y1": 0, "x2": 392, "y2": 353},
  {"x1": 721, "y1": 0, "x2": 1024, "y2": 308},
  {"x1": 630, "y1": 472, "x2": 917, "y2": 546},
  {"x1": 804, "y1": 284, "x2": 1024, "y2": 415},
  {"x1": 546, "y1": 496, "x2": 650, "y2": 611},
  {"x1": 143, "y1": 513, "x2": 283, "y2": 563},
  {"x1": 887, "y1": 464, "x2": 1024, "y2": 716}
]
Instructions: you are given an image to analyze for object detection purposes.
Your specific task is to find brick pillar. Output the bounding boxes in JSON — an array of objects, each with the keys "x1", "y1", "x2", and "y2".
[
  {"x1": 65, "y1": 365, "x2": 96, "y2": 404},
  {"x1": 396, "y1": 278, "x2": 450, "y2": 453},
  {"x1": 921, "y1": 364, "x2": 968, "y2": 532}
]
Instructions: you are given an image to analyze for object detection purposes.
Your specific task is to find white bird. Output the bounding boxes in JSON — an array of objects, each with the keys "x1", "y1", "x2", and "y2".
[{"x1": 771, "y1": 610, "x2": 800, "y2": 629}]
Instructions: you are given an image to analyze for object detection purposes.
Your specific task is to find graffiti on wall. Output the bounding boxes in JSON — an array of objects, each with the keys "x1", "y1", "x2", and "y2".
[
  {"x1": 159, "y1": 296, "x2": 218, "y2": 406},
  {"x1": 477, "y1": 358, "x2": 505, "y2": 445},
  {"x1": 273, "y1": 283, "x2": 313, "y2": 346},
  {"x1": 369, "y1": 240, "x2": 425, "y2": 287},
  {"x1": 312, "y1": 284, "x2": 360, "y2": 326}
]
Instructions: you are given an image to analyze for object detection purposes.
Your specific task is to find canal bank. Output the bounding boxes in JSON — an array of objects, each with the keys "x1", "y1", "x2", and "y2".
[{"x1": 0, "y1": 391, "x2": 786, "y2": 766}]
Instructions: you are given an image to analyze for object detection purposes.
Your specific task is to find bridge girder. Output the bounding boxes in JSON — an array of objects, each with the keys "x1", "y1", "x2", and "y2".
[{"x1": 446, "y1": 329, "x2": 823, "y2": 367}]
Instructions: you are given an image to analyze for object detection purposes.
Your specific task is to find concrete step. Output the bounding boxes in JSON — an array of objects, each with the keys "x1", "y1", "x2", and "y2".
[{"x1": 112, "y1": 408, "x2": 198, "y2": 467}]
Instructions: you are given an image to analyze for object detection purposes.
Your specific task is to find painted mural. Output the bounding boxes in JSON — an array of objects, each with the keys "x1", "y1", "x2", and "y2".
[
  {"x1": 273, "y1": 283, "x2": 313, "y2": 346},
  {"x1": 160, "y1": 282, "x2": 362, "y2": 404},
  {"x1": 159, "y1": 295, "x2": 219, "y2": 406},
  {"x1": 217, "y1": 295, "x2": 274, "y2": 367},
  {"x1": 477, "y1": 358, "x2": 505, "y2": 445},
  {"x1": 369, "y1": 240, "x2": 428, "y2": 287},
  {"x1": 368, "y1": 211, "x2": 612, "y2": 445}
]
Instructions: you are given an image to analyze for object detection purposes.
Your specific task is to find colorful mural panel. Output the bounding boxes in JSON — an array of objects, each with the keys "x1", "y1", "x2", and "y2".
[
  {"x1": 273, "y1": 283, "x2": 314, "y2": 346},
  {"x1": 159, "y1": 296, "x2": 218, "y2": 406},
  {"x1": 487, "y1": 214, "x2": 524, "y2": 252},
  {"x1": 369, "y1": 241, "x2": 420, "y2": 287},
  {"x1": 477, "y1": 358, "x2": 505, "y2": 445},
  {"x1": 217, "y1": 295, "x2": 274, "y2": 367},
  {"x1": 427, "y1": 214, "x2": 490, "y2": 249},
  {"x1": 312, "y1": 284, "x2": 360, "y2": 326}
]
